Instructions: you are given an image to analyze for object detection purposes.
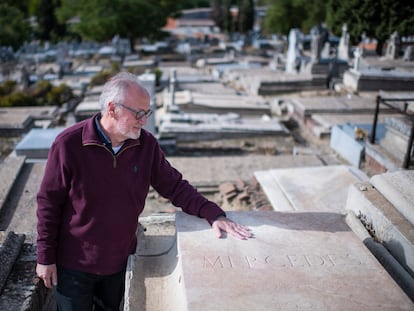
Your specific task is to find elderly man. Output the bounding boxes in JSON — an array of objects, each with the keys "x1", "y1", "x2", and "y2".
[{"x1": 36, "y1": 72, "x2": 252, "y2": 311}]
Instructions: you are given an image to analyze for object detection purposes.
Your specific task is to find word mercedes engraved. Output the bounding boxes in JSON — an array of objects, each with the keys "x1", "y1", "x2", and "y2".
[{"x1": 203, "y1": 253, "x2": 367, "y2": 269}]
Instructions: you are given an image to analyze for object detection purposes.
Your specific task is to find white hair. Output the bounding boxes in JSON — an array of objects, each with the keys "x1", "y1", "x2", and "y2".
[{"x1": 98, "y1": 72, "x2": 149, "y2": 113}]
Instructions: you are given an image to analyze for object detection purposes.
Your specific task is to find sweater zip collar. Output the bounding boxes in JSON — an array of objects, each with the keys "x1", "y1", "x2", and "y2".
[
  {"x1": 94, "y1": 114, "x2": 114, "y2": 151},
  {"x1": 82, "y1": 113, "x2": 141, "y2": 151}
]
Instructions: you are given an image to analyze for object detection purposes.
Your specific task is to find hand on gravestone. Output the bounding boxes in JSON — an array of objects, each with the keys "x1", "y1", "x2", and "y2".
[{"x1": 212, "y1": 216, "x2": 253, "y2": 240}]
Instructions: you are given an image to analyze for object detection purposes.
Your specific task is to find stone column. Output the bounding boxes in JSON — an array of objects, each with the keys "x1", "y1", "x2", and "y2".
[
  {"x1": 138, "y1": 71, "x2": 156, "y2": 135},
  {"x1": 169, "y1": 68, "x2": 177, "y2": 110},
  {"x1": 353, "y1": 47, "x2": 362, "y2": 71},
  {"x1": 338, "y1": 24, "x2": 350, "y2": 61}
]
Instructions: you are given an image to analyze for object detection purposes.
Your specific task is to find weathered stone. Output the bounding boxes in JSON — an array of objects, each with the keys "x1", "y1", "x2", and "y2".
[
  {"x1": 346, "y1": 181, "x2": 414, "y2": 277},
  {"x1": 6, "y1": 163, "x2": 46, "y2": 242},
  {"x1": 370, "y1": 170, "x2": 414, "y2": 226},
  {"x1": 290, "y1": 95, "x2": 391, "y2": 119},
  {"x1": 15, "y1": 128, "x2": 64, "y2": 159},
  {"x1": 330, "y1": 124, "x2": 365, "y2": 167},
  {"x1": 0, "y1": 106, "x2": 58, "y2": 137},
  {"x1": 255, "y1": 165, "x2": 368, "y2": 213},
  {"x1": 0, "y1": 155, "x2": 25, "y2": 211},
  {"x1": 343, "y1": 68, "x2": 414, "y2": 92},
  {"x1": 236, "y1": 190, "x2": 249, "y2": 201},
  {"x1": 219, "y1": 182, "x2": 236, "y2": 195},
  {"x1": 175, "y1": 211, "x2": 413, "y2": 310},
  {"x1": 124, "y1": 216, "x2": 179, "y2": 311},
  {"x1": 169, "y1": 155, "x2": 327, "y2": 185},
  {"x1": 0, "y1": 231, "x2": 25, "y2": 293},
  {"x1": 235, "y1": 180, "x2": 245, "y2": 192},
  {"x1": 224, "y1": 191, "x2": 238, "y2": 201}
]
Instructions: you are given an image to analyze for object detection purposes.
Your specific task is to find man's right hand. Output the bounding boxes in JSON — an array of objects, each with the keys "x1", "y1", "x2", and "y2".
[{"x1": 36, "y1": 263, "x2": 58, "y2": 288}]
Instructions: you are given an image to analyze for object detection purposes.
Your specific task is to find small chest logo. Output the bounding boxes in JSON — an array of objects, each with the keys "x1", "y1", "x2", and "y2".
[{"x1": 133, "y1": 165, "x2": 138, "y2": 173}]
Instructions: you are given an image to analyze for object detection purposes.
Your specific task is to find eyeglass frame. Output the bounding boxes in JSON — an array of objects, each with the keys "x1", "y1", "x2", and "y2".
[{"x1": 116, "y1": 102, "x2": 152, "y2": 120}]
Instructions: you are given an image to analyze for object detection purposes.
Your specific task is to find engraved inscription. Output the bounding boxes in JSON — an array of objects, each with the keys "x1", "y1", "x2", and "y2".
[
  {"x1": 203, "y1": 253, "x2": 366, "y2": 269},
  {"x1": 272, "y1": 301, "x2": 325, "y2": 310},
  {"x1": 204, "y1": 256, "x2": 233, "y2": 268}
]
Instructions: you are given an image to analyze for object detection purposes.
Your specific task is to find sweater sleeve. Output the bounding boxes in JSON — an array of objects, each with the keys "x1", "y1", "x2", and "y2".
[
  {"x1": 36, "y1": 140, "x2": 70, "y2": 265},
  {"x1": 149, "y1": 141, "x2": 225, "y2": 224}
]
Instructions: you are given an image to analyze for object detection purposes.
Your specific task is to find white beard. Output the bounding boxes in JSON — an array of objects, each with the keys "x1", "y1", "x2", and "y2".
[{"x1": 117, "y1": 122, "x2": 141, "y2": 140}]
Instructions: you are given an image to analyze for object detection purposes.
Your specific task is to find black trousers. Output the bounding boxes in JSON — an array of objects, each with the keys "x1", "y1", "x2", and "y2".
[{"x1": 55, "y1": 266, "x2": 126, "y2": 311}]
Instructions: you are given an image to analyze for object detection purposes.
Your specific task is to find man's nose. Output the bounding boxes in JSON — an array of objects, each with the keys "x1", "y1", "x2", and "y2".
[{"x1": 138, "y1": 116, "x2": 147, "y2": 125}]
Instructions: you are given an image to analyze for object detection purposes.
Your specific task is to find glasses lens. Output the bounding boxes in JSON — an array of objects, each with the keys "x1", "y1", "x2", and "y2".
[
  {"x1": 136, "y1": 110, "x2": 152, "y2": 120},
  {"x1": 136, "y1": 110, "x2": 146, "y2": 119}
]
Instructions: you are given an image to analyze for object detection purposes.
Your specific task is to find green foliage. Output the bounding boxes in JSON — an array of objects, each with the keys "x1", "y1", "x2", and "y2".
[
  {"x1": 31, "y1": 80, "x2": 53, "y2": 99},
  {"x1": 151, "y1": 68, "x2": 163, "y2": 86},
  {"x1": 0, "y1": 91, "x2": 37, "y2": 107},
  {"x1": 210, "y1": 0, "x2": 234, "y2": 33},
  {"x1": 0, "y1": 80, "x2": 75, "y2": 107},
  {"x1": 57, "y1": 0, "x2": 182, "y2": 44},
  {"x1": 263, "y1": 0, "x2": 301, "y2": 35},
  {"x1": 90, "y1": 71, "x2": 116, "y2": 87},
  {"x1": 2, "y1": 0, "x2": 29, "y2": 16},
  {"x1": 238, "y1": 0, "x2": 255, "y2": 34},
  {"x1": 31, "y1": 0, "x2": 66, "y2": 42},
  {"x1": 326, "y1": 0, "x2": 414, "y2": 54},
  {"x1": 110, "y1": 62, "x2": 121, "y2": 73},
  {"x1": 0, "y1": 4, "x2": 31, "y2": 50},
  {"x1": 327, "y1": 0, "x2": 374, "y2": 43},
  {"x1": 177, "y1": 0, "x2": 210, "y2": 9},
  {"x1": 263, "y1": 0, "x2": 326, "y2": 35},
  {"x1": 210, "y1": 0, "x2": 255, "y2": 33},
  {"x1": 46, "y1": 83, "x2": 73, "y2": 106},
  {"x1": 0, "y1": 80, "x2": 17, "y2": 96}
]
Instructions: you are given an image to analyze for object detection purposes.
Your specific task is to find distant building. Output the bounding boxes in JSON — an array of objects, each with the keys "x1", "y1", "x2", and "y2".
[
  {"x1": 164, "y1": 8, "x2": 218, "y2": 41},
  {"x1": 163, "y1": 6, "x2": 268, "y2": 41}
]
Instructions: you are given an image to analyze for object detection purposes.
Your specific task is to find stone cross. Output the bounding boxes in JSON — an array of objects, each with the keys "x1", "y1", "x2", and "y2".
[
  {"x1": 403, "y1": 46, "x2": 414, "y2": 62},
  {"x1": 338, "y1": 24, "x2": 350, "y2": 60},
  {"x1": 385, "y1": 31, "x2": 400, "y2": 59},
  {"x1": 360, "y1": 32, "x2": 367, "y2": 56},
  {"x1": 310, "y1": 24, "x2": 329, "y2": 61},
  {"x1": 353, "y1": 47, "x2": 362, "y2": 71},
  {"x1": 285, "y1": 28, "x2": 303, "y2": 73},
  {"x1": 169, "y1": 68, "x2": 177, "y2": 109}
]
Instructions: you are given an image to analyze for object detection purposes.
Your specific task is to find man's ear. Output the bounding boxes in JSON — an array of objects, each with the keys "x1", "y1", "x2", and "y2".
[{"x1": 108, "y1": 102, "x2": 117, "y2": 116}]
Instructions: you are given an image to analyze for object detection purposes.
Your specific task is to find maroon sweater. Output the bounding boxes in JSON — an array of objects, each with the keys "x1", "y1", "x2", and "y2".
[{"x1": 36, "y1": 114, "x2": 225, "y2": 275}]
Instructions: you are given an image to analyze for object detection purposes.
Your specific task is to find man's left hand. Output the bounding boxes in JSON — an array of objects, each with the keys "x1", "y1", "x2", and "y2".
[{"x1": 212, "y1": 216, "x2": 252, "y2": 240}]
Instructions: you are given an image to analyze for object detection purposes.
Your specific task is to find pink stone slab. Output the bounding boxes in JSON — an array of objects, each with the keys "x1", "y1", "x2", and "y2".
[
  {"x1": 176, "y1": 211, "x2": 413, "y2": 311},
  {"x1": 270, "y1": 165, "x2": 368, "y2": 212}
]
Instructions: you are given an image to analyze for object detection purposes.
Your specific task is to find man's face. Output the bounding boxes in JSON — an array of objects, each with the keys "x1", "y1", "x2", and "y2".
[{"x1": 114, "y1": 86, "x2": 151, "y2": 140}]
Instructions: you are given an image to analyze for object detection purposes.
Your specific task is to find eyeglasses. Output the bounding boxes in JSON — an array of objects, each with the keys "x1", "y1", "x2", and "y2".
[{"x1": 116, "y1": 103, "x2": 152, "y2": 120}]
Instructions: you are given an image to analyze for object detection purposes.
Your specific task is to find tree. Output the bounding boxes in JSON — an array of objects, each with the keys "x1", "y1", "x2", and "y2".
[
  {"x1": 30, "y1": 0, "x2": 66, "y2": 42},
  {"x1": 209, "y1": 0, "x2": 256, "y2": 34},
  {"x1": 0, "y1": 80, "x2": 17, "y2": 96},
  {"x1": 46, "y1": 83, "x2": 74, "y2": 106},
  {"x1": 238, "y1": 0, "x2": 255, "y2": 34},
  {"x1": 302, "y1": 0, "x2": 326, "y2": 32},
  {"x1": 2, "y1": 0, "x2": 29, "y2": 16},
  {"x1": 0, "y1": 80, "x2": 75, "y2": 107},
  {"x1": 262, "y1": 0, "x2": 325, "y2": 35},
  {"x1": 178, "y1": 0, "x2": 210, "y2": 9},
  {"x1": 262, "y1": 0, "x2": 305, "y2": 35},
  {"x1": 210, "y1": 0, "x2": 233, "y2": 33},
  {"x1": 326, "y1": 0, "x2": 414, "y2": 55},
  {"x1": 0, "y1": 4, "x2": 31, "y2": 50},
  {"x1": 57, "y1": 0, "x2": 182, "y2": 49},
  {"x1": 0, "y1": 91, "x2": 37, "y2": 107}
]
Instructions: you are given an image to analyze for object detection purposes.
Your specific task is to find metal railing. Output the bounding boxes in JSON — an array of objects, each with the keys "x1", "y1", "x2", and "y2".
[{"x1": 370, "y1": 91, "x2": 414, "y2": 169}]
